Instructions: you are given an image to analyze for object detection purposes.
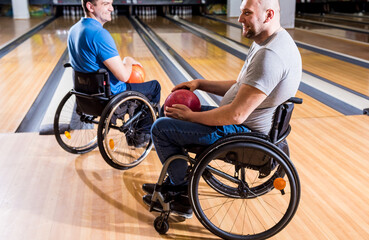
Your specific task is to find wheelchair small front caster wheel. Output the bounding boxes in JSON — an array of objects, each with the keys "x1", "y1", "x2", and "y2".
[{"x1": 154, "y1": 216, "x2": 169, "y2": 234}]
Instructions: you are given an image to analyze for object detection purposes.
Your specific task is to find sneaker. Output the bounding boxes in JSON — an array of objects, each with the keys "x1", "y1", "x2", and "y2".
[
  {"x1": 134, "y1": 132, "x2": 151, "y2": 148},
  {"x1": 143, "y1": 194, "x2": 193, "y2": 219},
  {"x1": 142, "y1": 179, "x2": 188, "y2": 195},
  {"x1": 127, "y1": 132, "x2": 150, "y2": 148}
]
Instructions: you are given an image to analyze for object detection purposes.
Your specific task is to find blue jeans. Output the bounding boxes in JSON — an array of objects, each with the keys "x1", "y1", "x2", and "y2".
[
  {"x1": 151, "y1": 106, "x2": 250, "y2": 185},
  {"x1": 126, "y1": 80, "x2": 161, "y2": 104}
]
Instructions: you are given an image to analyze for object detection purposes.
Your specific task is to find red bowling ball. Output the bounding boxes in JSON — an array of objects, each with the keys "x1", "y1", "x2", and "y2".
[{"x1": 164, "y1": 89, "x2": 201, "y2": 112}]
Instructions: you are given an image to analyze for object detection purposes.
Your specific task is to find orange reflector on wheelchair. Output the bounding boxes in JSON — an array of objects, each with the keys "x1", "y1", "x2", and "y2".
[
  {"x1": 64, "y1": 131, "x2": 71, "y2": 139},
  {"x1": 273, "y1": 178, "x2": 286, "y2": 190},
  {"x1": 109, "y1": 139, "x2": 115, "y2": 149}
]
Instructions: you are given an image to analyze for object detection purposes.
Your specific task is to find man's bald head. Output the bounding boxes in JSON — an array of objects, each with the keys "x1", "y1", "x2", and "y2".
[
  {"x1": 238, "y1": 0, "x2": 282, "y2": 43},
  {"x1": 259, "y1": 0, "x2": 280, "y2": 12}
]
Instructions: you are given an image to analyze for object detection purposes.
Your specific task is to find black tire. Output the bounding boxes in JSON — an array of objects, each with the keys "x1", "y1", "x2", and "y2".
[
  {"x1": 154, "y1": 216, "x2": 169, "y2": 234},
  {"x1": 54, "y1": 92, "x2": 99, "y2": 154},
  {"x1": 97, "y1": 91, "x2": 156, "y2": 170},
  {"x1": 189, "y1": 136, "x2": 300, "y2": 240}
]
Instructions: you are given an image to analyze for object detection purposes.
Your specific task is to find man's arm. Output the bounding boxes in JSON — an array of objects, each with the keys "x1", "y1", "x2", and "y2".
[
  {"x1": 103, "y1": 56, "x2": 139, "y2": 82},
  {"x1": 197, "y1": 79, "x2": 236, "y2": 96},
  {"x1": 166, "y1": 84, "x2": 267, "y2": 126}
]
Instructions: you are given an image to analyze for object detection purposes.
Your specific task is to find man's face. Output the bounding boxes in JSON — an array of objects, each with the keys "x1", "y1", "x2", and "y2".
[
  {"x1": 90, "y1": 0, "x2": 114, "y2": 25},
  {"x1": 238, "y1": 0, "x2": 264, "y2": 40}
]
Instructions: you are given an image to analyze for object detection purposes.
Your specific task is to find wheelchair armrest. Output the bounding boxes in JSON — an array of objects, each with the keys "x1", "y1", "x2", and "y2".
[{"x1": 97, "y1": 68, "x2": 108, "y2": 73}]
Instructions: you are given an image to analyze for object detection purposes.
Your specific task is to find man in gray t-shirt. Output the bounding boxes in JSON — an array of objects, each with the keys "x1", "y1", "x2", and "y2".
[
  {"x1": 142, "y1": 0, "x2": 302, "y2": 217},
  {"x1": 221, "y1": 28, "x2": 301, "y2": 134}
]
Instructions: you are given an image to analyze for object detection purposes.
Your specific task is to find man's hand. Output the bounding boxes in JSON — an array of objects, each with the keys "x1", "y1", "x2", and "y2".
[
  {"x1": 172, "y1": 79, "x2": 201, "y2": 92},
  {"x1": 165, "y1": 104, "x2": 193, "y2": 121},
  {"x1": 123, "y1": 56, "x2": 142, "y2": 67}
]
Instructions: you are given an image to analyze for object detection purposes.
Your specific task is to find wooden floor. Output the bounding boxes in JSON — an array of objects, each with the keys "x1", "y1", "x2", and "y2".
[
  {"x1": 0, "y1": 13, "x2": 369, "y2": 239},
  {"x1": 0, "y1": 115, "x2": 368, "y2": 239}
]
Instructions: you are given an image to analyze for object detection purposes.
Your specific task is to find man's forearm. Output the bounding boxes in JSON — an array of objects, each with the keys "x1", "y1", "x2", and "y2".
[{"x1": 197, "y1": 79, "x2": 236, "y2": 96}]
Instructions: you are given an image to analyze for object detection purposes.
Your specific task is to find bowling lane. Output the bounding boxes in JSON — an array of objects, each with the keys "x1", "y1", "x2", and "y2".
[
  {"x1": 296, "y1": 14, "x2": 369, "y2": 30},
  {"x1": 143, "y1": 16, "x2": 243, "y2": 81},
  {"x1": 143, "y1": 17, "x2": 243, "y2": 80},
  {"x1": 0, "y1": 17, "x2": 78, "y2": 133},
  {"x1": 294, "y1": 20, "x2": 369, "y2": 44},
  {"x1": 104, "y1": 16, "x2": 173, "y2": 103},
  {"x1": 0, "y1": 16, "x2": 49, "y2": 48},
  {"x1": 187, "y1": 16, "x2": 369, "y2": 98},
  {"x1": 210, "y1": 15, "x2": 369, "y2": 59},
  {"x1": 142, "y1": 16, "x2": 342, "y2": 119}
]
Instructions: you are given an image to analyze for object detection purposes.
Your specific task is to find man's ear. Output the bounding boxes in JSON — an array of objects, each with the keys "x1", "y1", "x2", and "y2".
[
  {"x1": 86, "y1": 2, "x2": 94, "y2": 13},
  {"x1": 264, "y1": 9, "x2": 274, "y2": 23}
]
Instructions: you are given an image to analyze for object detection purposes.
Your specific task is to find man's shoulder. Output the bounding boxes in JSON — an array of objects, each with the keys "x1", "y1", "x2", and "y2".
[{"x1": 268, "y1": 30, "x2": 295, "y2": 48}]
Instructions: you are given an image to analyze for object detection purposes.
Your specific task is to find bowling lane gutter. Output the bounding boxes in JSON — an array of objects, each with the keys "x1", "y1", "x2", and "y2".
[
  {"x1": 15, "y1": 49, "x2": 68, "y2": 133},
  {"x1": 0, "y1": 16, "x2": 57, "y2": 59},
  {"x1": 128, "y1": 16, "x2": 219, "y2": 107},
  {"x1": 168, "y1": 15, "x2": 367, "y2": 115},
  {"x1": 203, "y1": 14, "x2": 369, "y2": 69}
]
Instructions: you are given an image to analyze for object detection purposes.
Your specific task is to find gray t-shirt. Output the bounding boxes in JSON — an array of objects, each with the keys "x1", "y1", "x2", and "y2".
[{"x1": 220, "y1": 29, "x2": 302, "y2": 134}]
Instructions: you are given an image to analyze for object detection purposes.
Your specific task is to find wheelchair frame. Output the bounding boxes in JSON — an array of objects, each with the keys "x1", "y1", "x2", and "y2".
[{"x1": 149, "y1": 97, "x2": 302, "y2": 239}]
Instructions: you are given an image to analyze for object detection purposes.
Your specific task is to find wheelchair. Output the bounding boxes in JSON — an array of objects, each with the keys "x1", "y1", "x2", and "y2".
[
  {"x1": 54, "y1": 63, "x2": 157, "y2": 170},
  {"x1": 149, "y1": 97, "x2": 302, "y2": 240}
]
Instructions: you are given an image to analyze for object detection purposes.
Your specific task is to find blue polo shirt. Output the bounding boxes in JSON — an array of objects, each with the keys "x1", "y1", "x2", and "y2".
[{"x1": 67, "y1": 17, "x2": 126, "y2": 94}]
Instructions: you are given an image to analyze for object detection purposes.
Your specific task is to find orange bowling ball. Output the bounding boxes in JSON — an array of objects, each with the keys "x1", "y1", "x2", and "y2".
[{"x1": 128, "y1": 65, "x2": 145, "y2": 83}]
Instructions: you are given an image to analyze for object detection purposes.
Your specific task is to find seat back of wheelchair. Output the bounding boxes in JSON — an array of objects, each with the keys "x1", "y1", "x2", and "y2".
[{"x1": 64, "y1": 63, "x2": 112, "y2": 117}]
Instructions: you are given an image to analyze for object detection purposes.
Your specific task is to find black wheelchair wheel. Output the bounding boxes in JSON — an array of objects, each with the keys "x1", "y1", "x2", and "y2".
[
  {"x1": 189, "y1": 136, "x2": 300, "y2": 240},
  {"x1": 97, "y1": 91, "x2": 156, "y2": 170},
  {"x1": 54, "y1": 92, "x2": 99, "y2": 154}
]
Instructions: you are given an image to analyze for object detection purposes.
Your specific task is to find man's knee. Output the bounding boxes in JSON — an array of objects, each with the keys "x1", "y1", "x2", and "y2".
[
  {"x1": 151, "y1": 117, "x2": 170, "y2": 136},
  {"x1": 152, "y1": 79, "x2": 161, "y2": 93}
]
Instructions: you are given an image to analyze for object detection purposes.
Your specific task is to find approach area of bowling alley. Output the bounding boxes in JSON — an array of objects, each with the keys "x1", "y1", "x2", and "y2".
[{"x1": 0, "y1": 0, "x2": 368, "y2": 239}]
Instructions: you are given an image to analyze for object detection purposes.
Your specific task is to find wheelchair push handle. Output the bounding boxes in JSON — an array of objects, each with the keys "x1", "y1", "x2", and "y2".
[
  {"x1": 64, "y1": 63, "x2": 72, "y2": 68},
  {"x1": 287, "y1": 97, "x2": 303, "y2": 104}
]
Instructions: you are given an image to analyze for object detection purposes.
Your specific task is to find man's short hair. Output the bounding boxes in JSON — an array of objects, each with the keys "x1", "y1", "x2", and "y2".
[{"x1": 81, "y1": 0, "x2": 97, "y2": 14}]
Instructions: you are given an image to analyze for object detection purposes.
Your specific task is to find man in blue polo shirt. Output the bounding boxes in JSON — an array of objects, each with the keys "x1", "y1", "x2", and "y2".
[{"x1": 68, "y1": 0, "x2": 161, "y2": 104}]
